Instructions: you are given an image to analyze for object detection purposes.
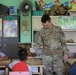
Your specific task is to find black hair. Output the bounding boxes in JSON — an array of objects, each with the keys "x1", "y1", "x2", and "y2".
[
  {"x1": 18, "y1": 48, "x2": 28, "y2": 61},
  {"x1": 41, "y1": 14, "x2": 51, "y2": 23}
]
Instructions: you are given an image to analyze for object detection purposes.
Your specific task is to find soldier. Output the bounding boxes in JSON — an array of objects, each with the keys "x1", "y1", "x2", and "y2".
[{"x1": 30, "y1": 15, "x2": 69, "y2": 75}]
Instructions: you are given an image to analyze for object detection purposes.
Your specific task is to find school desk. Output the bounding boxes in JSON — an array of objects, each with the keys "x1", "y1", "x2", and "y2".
[{"x1": 0, "y1": 59, "x2": 11, "y2": 75}]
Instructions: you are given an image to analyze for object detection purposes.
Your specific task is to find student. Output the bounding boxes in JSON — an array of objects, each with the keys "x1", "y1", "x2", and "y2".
[
  {"x1": 0, "y1": 44, "x2": 8, "y2": 61},
  {"x1": 9, "y1": 48, "x2": 32, "y2": 75},
  {"x1": 0, "y1": 51, "x2": 8, "y2": 74},
  {"x1": 0, "y1": 52, "x2": 8, "y2": 61}
]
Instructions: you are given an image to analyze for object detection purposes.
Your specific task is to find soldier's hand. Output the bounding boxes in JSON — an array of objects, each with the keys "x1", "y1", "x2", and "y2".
[
  {"x1": 30, "y1": 48, "x2": 35, "y2": 53},
  {"x1": 63, "y1": 53, "x2": 68, "y2": 62}
]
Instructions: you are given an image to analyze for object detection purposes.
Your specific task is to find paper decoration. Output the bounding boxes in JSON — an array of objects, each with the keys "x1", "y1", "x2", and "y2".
[
  {"x1": 45, "y1": 2, "x2": 54, "y2": 8},
  {"x1": 55, "y1": 0, "x2": 60, "y2": 5},
  {"x1": 9, "y1": 6, "x2": 17, "y2": 15},
  {"x1": 3, "y1": 20, "x2": 18, "y2": 37},
  {"x1": 39, "y1": 0, "x2": 45, "y2": 9},
  {"x1": 70, "y1": 0, "x2": 75, "y2": 6},
  {"x1": 63, "y1": 1, "x2": 69, "y2": 6},
  {"x1": 69, "y1": 0, "x2": 76, "y2": 11},
  {"x1": 22, "y1": 18, "x2": 29, "y2": 34},
  {"x1": 0, "y1": 19, "x2": 2, "y2": 37},
  {"x1": 59, "y1": 16, "x2": 76, "y2": 30}
]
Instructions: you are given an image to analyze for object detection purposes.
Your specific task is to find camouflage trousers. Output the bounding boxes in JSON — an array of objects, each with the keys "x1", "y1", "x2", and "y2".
[{"x1": 42, "y1": 55, "x2": 64, "y2": 75}]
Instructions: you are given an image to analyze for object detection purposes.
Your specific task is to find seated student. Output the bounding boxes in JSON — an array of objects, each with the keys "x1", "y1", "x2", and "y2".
[
  {"x1": 0, "y1": 52, "x2": 8, "y2": 60},
  {"x1": 0, "y1": 51, "x2": 8, "y2": 74},
  {"x1": 0, "y1": 44, "x2": 8, "y2": 61},
  {"x1": 9, "y1": 48, "x2": 32, "y2": 75}
]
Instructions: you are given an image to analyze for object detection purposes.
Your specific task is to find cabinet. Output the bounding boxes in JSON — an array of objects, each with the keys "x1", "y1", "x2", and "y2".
[
  {"x1": 0, "y1": 15, "x2": 19, "y2": 59},
  {"x1": 32, "y1": 16, "x2": 76, "y2": 53}
]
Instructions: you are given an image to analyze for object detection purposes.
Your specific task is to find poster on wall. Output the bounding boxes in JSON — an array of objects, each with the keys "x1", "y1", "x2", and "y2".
[
  {"x1": 0, "y1": 19, "x2": 2, "y2": 37},
  {"x1": 3, "y1": 20, "x2": 18, "y2": 37},
  {"x1": 59, "y1": 16, "x2": 76, "y2": 30}
]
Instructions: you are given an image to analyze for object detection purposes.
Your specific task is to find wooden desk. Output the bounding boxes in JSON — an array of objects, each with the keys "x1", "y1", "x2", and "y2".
[
  {"x1": 27, "y1": 58, "x2": 43, "y2": 75},
  {"x1": 0, "y1": 59, "x2": 11, "y2": 75},
  {"x1": 12, "y1": 58, "x2": 44, "y2": 75},
  {"x1": 67, "y1": 53, "x2": 76, "y2": 66}
]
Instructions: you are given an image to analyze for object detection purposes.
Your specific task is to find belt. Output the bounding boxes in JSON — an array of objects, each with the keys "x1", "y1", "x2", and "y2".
[{"x1": 43, "y1": 49, "x2": 63, "y2": 55}]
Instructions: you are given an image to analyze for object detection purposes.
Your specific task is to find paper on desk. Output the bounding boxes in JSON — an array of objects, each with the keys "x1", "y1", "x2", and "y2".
[
  {"x1": 31, "y1": 66, "x2": 38, "y2": 72},
  {"x1": 0, "y1": 70, "x2": 5, "y2": 74}
]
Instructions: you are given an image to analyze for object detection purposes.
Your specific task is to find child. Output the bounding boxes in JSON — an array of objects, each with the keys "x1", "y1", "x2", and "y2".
[
  {"x1": 0, "y1": 51, "x2": 8, "y2": 74},
  {"x1": 9, "y1": 48, "x2": 32, "y2": 75},
  {"x1": 0, "y1": 52, "x2": 8, "y2": 60},
  {"x1": 0, "y1": 44, "x2": 8, "y2": 61}
]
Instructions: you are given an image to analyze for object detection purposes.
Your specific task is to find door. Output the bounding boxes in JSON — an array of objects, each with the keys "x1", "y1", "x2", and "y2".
[
  {"x1": 2, "y1": 38, "x2": 18, "y2": 59},
  {"x1": 1, "y1": 15, "x2": 19, "y2": 59}
]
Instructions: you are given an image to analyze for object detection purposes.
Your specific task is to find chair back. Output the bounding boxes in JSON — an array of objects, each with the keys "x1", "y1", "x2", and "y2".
[{"x1": 9, "y1": 72, "x2": 30, "y2": 75}]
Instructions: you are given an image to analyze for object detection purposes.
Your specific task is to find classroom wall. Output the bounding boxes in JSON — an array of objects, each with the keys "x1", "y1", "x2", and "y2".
[
  {"x1": 0, "y1": 0, "x2": 32, "y2": 43},
  {"x1": 0, "y1": 0, "x2": 76, "y2": 43},
  {"x1": 31, "y1": 0, "x2": 76, "y2": 7}
]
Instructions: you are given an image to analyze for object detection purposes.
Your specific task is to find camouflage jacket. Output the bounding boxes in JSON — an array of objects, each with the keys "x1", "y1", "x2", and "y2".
[{"x1": 33, "y1": 24, "x2": 69, "y2": 55}]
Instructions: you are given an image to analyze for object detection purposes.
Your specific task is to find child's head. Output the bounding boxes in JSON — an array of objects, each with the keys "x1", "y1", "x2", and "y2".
[{"x1": 18, "y1": 48, "x2": 28, "y2": 61}]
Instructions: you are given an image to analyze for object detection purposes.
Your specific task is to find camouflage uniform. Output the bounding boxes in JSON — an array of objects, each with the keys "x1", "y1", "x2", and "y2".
[{"x1": 33, "y1": 25, "x2": 69, "y2": 75}]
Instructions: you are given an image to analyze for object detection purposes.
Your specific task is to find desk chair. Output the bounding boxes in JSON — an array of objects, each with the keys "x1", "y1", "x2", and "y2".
[{"x1": 9, "y1": 72, "x2": 30, "y2": 75}]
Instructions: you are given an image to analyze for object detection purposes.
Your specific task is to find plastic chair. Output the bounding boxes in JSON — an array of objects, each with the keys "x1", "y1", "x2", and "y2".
[{"x1": 9, "y1": 72, "x2": 30, "y2": 75}]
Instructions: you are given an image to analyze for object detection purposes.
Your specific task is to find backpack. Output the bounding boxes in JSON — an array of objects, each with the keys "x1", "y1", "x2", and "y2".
[{"x1": 69, "y1": 61, "x2": 76, "y2": 75}]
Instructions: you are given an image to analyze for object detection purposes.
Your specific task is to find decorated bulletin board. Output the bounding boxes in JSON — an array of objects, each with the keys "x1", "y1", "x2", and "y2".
[
  {"x1": 3, "y1": 15, "x2": 18, "y2": 37},
  {"x1": 3, "y1": 20, "x2": 18, "y2": 37}
]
